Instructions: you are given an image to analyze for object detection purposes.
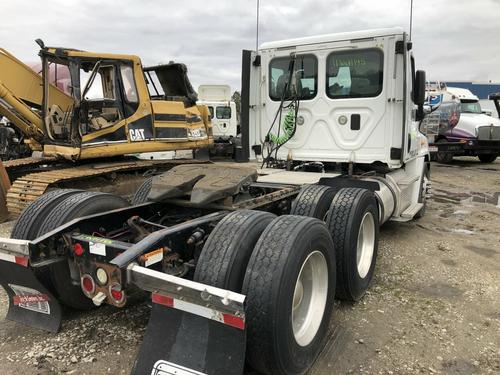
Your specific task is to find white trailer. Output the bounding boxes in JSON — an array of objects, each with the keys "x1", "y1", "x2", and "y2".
[{"x1": 0, "y1": 28, "x2": 430, "y2": 375}]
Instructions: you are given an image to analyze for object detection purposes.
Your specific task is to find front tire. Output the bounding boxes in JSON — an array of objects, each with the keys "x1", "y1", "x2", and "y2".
[
  {"x1": 435, "y1": 139, "x2": 454, "y2": 163},
  {"x1": 243, "y1": 215, "x2": 336, "y2": 375},
  {"x1": 326, "y1": 188, "x2": 379, "y2": 301},
  {"x1": 478, "y1": 154, "x2": 497, "y2": 163}
]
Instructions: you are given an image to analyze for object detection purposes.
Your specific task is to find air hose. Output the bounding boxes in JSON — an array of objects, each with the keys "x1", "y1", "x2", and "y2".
[{"x1": 269, "y1": 104, "x2": 296, "y2": 146}]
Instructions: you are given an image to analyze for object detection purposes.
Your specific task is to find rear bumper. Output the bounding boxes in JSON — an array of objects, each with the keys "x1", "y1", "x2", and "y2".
[{"x1": 0, "y1": 237, "x2": 31, "y2": 265}]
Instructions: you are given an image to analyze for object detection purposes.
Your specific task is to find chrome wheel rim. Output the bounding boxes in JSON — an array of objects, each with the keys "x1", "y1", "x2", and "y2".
[
  {"x1": 356, "y1": 212, "x2": 375, "y2": 279},
  {"x1": 292, "y1": 251, "x2": 329, "y2": 347}
]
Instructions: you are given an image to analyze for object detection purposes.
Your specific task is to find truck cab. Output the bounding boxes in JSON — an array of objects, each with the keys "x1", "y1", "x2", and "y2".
[
  {"x1": 244, "y1": 28, "x2": 428, "y2": 170},
  {"x1": 197, "y1": 85, "x2": 238, "y2": 154}
]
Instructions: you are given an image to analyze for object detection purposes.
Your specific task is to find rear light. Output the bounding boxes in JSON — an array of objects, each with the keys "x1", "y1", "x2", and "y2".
[
  {"x1": 109, "y1": 283, "x2": 125, "y2": 304},
  {"x1": 81, "y1": 274, "x2": 95, "y2": 295},
  {"x1": 96, "y1": 268, "x2": 108, "y2": 285},
  {"x1": 73, "y1": 243, "x2": 85, "y2": 256}
]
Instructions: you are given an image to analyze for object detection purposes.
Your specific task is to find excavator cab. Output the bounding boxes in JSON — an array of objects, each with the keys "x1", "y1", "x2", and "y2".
[{"x1": 0, "y1": 40, "x2": 213, "y2": 161}]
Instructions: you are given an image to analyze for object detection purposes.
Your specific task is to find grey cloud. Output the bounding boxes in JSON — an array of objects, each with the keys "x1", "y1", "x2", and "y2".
[{"x1": 2, "y1": 0, "x2": 499, "y2": 90}]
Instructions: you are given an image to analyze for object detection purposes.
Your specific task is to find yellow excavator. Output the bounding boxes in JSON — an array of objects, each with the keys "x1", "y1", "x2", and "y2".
[{"x1": 0, "y1": 40, "x2": 213, "y2": 218}]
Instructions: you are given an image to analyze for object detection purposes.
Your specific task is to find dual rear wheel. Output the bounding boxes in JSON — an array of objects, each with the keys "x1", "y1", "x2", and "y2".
[
  {"x1": 195, "y1": 184, "x2": 379, "y2": 375},
  {"x1": 195, "y1": 211, "x2": 335, "y2": 375}
]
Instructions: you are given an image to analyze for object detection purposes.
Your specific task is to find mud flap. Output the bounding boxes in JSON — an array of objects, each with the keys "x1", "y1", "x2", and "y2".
[
  {"x1": 132, "y1": 301, "x2": 245, "y2": 375},
  {"x1": 127, "y1": 264, "x2": 246, "y2": 375},
  {"x1": 0, "y1": 260, "x2": 62, "y2": 332}
]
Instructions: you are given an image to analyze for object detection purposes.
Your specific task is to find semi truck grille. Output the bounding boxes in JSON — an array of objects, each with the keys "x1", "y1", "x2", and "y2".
[{"x1": 477, "y1": 125, "x2": 500, "y2": 141}]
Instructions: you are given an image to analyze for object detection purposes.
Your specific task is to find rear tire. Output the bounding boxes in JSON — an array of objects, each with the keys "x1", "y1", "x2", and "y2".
[
  {"x1": 478, "y1": 154, "x2": 497, "y2": 163},
  {"x1": 194, "y1": 210, "x2": 275, "y2": 292},
  {"x1": 326, "y1": 187, "x2": 379, "y2": 301},
  {"x1": 11, "y1": 189, "x2": 82, "y2": 240},
  {"x1": 132, "y1": 177, "x2": 153, "y2": 204},
  {"x1": 435, "y1": 139, "x2": 453, "y2": 163},
  {"x1": 290, "y1": 184, "x2": 338, "y2": 220},
  {"x1": 38, "y1": 191, "x2": 130, "y2": 310},
  {"x1": 243, "y1": 215, "x2": 336, "y2": 375}
]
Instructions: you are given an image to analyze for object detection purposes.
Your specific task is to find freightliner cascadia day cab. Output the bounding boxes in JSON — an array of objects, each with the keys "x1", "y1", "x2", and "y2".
[{"x1": 0, "y1": 28, "x2": 430, "y2": 375}]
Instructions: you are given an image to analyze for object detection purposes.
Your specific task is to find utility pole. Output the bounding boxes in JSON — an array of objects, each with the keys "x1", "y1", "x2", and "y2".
[
  {"x1": 256, "y1": 0, "x2": 260, "y2": 51},
  {"x1": 409, "y1": 0, "x2": 414, "y2": 40}
]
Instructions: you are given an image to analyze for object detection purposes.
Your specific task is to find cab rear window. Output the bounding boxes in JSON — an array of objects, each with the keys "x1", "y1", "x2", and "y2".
[
  {"x1": 326, "y1": 49, "x2": 383, "y2": 99},
  {"x1": 269, "y1": 55, "x2": 318, "y2": 101}
]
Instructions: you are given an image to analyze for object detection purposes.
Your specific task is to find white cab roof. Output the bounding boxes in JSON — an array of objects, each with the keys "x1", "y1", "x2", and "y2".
[
  {"x1": 259, "y1": 27, "x2": 405, "y2": 50},
  {"x1": 447, "y1": 87, "x2": 479, "y2": 101},
  {"x1": 198, "y1": 85, "x2": 232, "y2": 102}
]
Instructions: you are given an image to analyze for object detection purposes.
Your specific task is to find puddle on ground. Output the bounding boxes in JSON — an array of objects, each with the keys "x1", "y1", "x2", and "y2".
[
  {"x1": 433, "y1": 189, "x2": 500, "y2": 207},
  {"x1": 419, "y1": 282, "x2": 464, "y2": 298},
  {"x1": 441, "y1": 259, "x2": 458, "y2": 267},
  {"x1": 441, "y1": 359, "x2": 478, "y2": 375},
  {"x1": 466, "y1": 245, "x2": 498, "y2": 258}
]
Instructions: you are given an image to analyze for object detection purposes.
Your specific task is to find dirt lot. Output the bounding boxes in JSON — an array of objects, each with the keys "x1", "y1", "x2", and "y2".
[{"x1": 0, "y1": 158, "x2": 498, "y2": 375}]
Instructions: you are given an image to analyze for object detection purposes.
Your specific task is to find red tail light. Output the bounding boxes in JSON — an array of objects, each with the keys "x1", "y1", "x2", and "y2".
[
  {"x1": 109, "y1": 283, "x2": 125, "y2": 303},
  {"x1": 73, "y1": 243, "x2": 85, "y2": 256},
  {"x1": 81, "y1": 274, "x2": 95, "y2": 295}
]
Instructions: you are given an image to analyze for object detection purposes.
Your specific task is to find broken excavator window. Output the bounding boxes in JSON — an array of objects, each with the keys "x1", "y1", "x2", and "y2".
[
  {"x1": 216, "y1": 106, "x2": 231, "y2": 119},
  {"x1": 120, "y1": 65, "x2": 138, "y2": 103},
  {"x1": 269, "y1": 54, "x2": 318, "y2": 101},
  {"x1": 80, "y1": 65, "x2": 116, "y2": 100},
  {"x1": 326, "y1": 49, "x2": 383, "y2": 99}
]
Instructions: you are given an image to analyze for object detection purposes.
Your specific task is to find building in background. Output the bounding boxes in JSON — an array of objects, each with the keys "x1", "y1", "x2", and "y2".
[{"x1": 445, "y1": 82, "x2": 500, "y2": 99}]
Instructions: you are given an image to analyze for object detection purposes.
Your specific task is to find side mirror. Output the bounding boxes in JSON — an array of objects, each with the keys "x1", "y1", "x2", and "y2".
[
  {"x1": 414, "y1": 70, "x2": 426, "y2": 121},
  {"x1": 413, "y1": 70, "x2": 426, "y2": 105}
]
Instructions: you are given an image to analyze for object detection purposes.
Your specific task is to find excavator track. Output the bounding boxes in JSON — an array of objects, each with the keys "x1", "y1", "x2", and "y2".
[
  {"x1": 6, "y1": 159, "x2": 202, "y2": 217},
  {"x1": 3, "y1": 156, "x2": 57, "y2": 170}
]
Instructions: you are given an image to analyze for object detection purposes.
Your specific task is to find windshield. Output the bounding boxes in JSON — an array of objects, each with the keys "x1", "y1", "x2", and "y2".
[{"x1": 460, "y1": 100, "x2": 482, "y2": 114}]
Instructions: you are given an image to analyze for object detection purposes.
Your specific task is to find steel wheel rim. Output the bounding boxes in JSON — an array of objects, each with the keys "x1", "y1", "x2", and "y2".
[
  {"x1": 356, "y1": 212, "x2": 375, "y2": 278},
  {"x1": 292, "y1": 250, "x2": 328, "y2": 347}
]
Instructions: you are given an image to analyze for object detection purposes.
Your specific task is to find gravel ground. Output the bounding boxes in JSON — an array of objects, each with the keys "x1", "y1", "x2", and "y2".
[{"x1": 0, "y1": 158, "x2": 499, "y2": 375}]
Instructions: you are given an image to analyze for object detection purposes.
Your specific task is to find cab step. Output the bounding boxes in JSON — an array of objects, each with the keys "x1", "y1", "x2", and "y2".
[{"x1": 400, "y1": 202, "x2": 423, "y2": 219}]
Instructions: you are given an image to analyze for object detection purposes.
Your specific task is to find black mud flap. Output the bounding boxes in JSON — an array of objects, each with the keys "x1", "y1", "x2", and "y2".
[
  {"x1": 132, "y1": 298, "x2": 246, "y2": 375},
  {"x1": 0, "y1": 260, "x2": 62, "y2": 333}
]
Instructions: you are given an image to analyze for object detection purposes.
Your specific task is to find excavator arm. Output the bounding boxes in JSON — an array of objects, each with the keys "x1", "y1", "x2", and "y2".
[{"x1": 0, "y1": 48, "x2": 74, "y2": 146}]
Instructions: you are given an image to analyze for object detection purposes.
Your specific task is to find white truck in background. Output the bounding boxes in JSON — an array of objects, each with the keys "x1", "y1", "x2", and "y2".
[
  {"x1": 422, "y1": 83, "x2": 500, "y2": 163},
  {"x1": 197, "y1": 84, "x2": 238, "y2": 155}
]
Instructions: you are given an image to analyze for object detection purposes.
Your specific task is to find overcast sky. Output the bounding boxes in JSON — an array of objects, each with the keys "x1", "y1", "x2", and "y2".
[{"x1": 2, "y1": 0, "x2": 499, "y2": 91}]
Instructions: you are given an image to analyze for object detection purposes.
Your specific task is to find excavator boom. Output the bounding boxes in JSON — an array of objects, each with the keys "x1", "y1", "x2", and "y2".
[{"x1": 0, "y1": 48, "x2": 73, "y2": 143}]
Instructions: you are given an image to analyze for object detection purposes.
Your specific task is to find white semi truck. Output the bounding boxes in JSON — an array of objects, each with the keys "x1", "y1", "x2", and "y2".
[
  {"x1": 0, "y1": 28, "x2": 429, "y2": 375},
  {"x1": 197, "y1": 84, "x2": 238, "y2": 155},
  {"x1": 422, "y1": 83, "x2": 500, "y2": 163}
]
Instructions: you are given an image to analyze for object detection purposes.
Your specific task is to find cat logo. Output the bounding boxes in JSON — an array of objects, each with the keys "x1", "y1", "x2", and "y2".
[{"x1": 129, "y1": 128, "x2": 146, "y2": 141}]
